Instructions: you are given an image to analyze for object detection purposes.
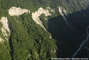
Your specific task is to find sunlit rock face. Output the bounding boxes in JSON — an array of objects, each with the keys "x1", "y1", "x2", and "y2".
[
  {"x1": 8, "y1": 7, "x2": 51, "y2": 30},
  {"x1": 8, "y1": 7, "x2": 30, "y2": 16},
  {"x1": 32, "y1": 7, "x2": 51, "y2": 30},
  {"x1": 0, "y1": 17, "x2": 10, "y2": 42},
  {"x1": 58, "y1": 6, "x2": 68, "y2": 24},
  {"x1": 58, "y1": 6, "x2": 67, "y2": 16}
]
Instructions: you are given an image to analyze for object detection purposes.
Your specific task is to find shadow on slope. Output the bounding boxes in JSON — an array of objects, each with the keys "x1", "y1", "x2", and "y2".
[{"x1": 47, "y1": 8, "x2": 89, "y2": 58}]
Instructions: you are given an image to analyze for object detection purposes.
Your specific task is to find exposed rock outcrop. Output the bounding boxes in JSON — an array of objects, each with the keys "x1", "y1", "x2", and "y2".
[
  {"x1": 0, "y1": 17, "x2": 10, "y2": 41},
  {"x1": 32, "y1": 7, "x2": 51, "y2": 30},
  {"x1": 58, "y1": 6, "x2": 68, "y2": 24},
  {"x1": 8, "y1": 7, "x2": 30, "y2": 16}
]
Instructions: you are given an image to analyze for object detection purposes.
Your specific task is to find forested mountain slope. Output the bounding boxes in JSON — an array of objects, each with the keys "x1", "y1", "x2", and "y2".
[
  {"x1": 0, "y1": 0, "x2": 89, "y2": 60},
  {"x1": 48, "y1": 8, "x2": 89, "y2": 57}
]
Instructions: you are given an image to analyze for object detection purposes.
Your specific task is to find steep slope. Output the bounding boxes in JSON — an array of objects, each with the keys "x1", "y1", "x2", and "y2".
[
  {"x1": 0, "y1": 0, "x2": 89, "y2": 60},
  {"x1": 47, "y1": 9, "x2": 89, "y2": 57}
]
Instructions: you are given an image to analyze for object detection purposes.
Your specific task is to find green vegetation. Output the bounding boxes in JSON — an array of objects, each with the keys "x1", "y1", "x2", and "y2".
[
  {"x1": 0, "y1": 0, "x2": 89, "y2": 60},
  {"x1": 7, "y1": 13, "x2": 57, "y2": 60}
]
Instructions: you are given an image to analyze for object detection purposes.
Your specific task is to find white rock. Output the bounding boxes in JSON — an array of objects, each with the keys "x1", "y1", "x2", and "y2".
[
  {"x1": 58, "y1": 6, "x2": 68, "y2": 24},
  {"x1": 0, "y1": 17, "x2": 10, "y2": 32},
  {"x1": 32, "y1": 7, "x2": 51, "y2": 30},
  {"x1": 0, "y1": 17, "x2": 10, "y2": 41},
  {"x1": 58, "y1": 6, "x2": 67, "y2": 16},
  {"x1": 8, "y1": 7, "x2": 30, "y2": 16}
]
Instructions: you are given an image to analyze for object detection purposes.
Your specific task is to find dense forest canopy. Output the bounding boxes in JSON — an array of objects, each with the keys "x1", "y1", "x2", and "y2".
[{"x1": 0, "y1": 0, "x2": 89, "y2": 60}]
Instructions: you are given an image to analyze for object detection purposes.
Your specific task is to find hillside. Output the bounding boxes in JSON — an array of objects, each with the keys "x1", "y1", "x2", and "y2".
[{"x1": 0, "y1": 0, "x2": 89, "y2": 60}]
